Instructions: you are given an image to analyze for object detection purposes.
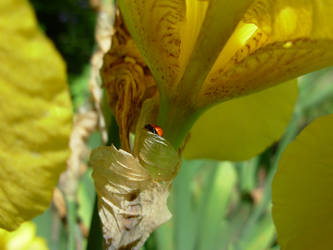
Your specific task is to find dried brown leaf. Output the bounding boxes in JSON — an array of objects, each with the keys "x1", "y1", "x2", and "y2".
[
  {"x1": 90, "y1": 131, "x2": 180, "y2": 249},
  {"x1": 101, "y1": 12, "x2": 158, "y2": 151},
  {"x1": 60, "y1": 111, "x2": 98, "y2": 201},
  {"x1": 89, "y1": 0, "x2": 115, "y2": 144}
]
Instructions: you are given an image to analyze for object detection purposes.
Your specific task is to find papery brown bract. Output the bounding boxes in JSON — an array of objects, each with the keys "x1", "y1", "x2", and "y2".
[
  {"x1": 101, "y1": 12, "x2": 157, "y2": 152},
  {"x1": 90, "y1": 130, "x2": 180, "y2": 249}
]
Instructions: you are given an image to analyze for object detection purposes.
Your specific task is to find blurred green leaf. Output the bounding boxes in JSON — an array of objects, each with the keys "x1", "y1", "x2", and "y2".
[
  {"x1": 197, "y1": 162, "x2": 237, "y2": 250},
  {"x1": 173, "y1": 160, "x2": 202, "y2": 250},
  {"x1": 33, "y1": 207, "x2": 67, "y2": 250},
  {"x1": 70, "y1": 65, "x2": 91, "y2": 111},
  {"x1": 78, "y1": 169, "x2": 95, "y2": 230},
  {"x1": 240, "y1": 212, "x2": 275, "y2": 250},
  {"x1": 154, "y1": 220, "x2": 174, "y2": 250},
  {"x1": 238, "y1": 158, "x2": 259, "y2": 194}
]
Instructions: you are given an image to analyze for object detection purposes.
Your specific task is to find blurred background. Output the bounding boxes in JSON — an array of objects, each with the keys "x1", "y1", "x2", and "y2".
[{"x1": 24, "y1": 0, "x2": 333, "y2": 249}]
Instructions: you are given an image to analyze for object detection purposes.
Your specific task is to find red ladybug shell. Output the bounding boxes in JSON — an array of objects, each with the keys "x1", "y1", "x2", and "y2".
[{"x1": 144, "y1": 124, "x2": 163, "y2": 137}]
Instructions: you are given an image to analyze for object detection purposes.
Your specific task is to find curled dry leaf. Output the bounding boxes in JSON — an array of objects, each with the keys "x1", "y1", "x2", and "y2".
[
  {"x1": 90, "y1": 130, "x2": 180, "y2": 250},
  {"x1": 60, "y1": 111, "x2": 98, "y2": 201},
  {"x1": 53, "y1": 188, "x2": 67, "y2": 219},
  {"x1": 101, "y1": 12, "x2": 158, "y2": 151}
]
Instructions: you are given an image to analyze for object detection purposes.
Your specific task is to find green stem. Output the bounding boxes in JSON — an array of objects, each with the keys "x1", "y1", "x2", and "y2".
[
  {"x1": 86, "y1": 198, "x2": 104, "y2": 250},
  {"x1": 67, "y1": 200, "x2": 77, "y2": 250},
  {"x1": 158, "y1": 94, "x2": 205, "y2": 149}
]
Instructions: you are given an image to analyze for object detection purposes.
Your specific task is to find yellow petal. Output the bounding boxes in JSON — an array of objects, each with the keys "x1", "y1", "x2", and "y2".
[
  {"x1": 178, "y1": 0, "x2": 254, "y2": 96},
  {"x1": 197, "y1": 0, "x2": 333, "y2": 106},
  {"x1": 117, "y1": 0, "x2": 210, "y2": 92},
  {"x1": 272, "y1": 114, "x2": 333, "y2": 250},
  {"x1": 183, "y1": 80, "x2": 297, "y2": 161},
  {"x1": 0, "y1": 0, "x2": 72, "y2": 230},
  {"x1": 0, "y1": 222, "x2": 48, "y2": 250},
  {"x1": 117, "y1": 0, "x2": 186, "y2": 89}
]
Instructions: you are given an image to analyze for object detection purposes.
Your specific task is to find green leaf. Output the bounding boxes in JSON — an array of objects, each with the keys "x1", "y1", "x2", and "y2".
[{"x1": 196, "y1": 162, "x2": 237, "y2": 250}]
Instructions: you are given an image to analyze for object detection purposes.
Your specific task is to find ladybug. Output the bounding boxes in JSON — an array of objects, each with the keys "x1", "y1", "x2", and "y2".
[{"x1": 144, "y1": 124, "x2": 163, "y2": 137}]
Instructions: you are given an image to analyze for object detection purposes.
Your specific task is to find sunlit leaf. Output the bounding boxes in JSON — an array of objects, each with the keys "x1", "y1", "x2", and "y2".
[{"x1": 0, "y1": 0, "x2": 72, "y2": 230}]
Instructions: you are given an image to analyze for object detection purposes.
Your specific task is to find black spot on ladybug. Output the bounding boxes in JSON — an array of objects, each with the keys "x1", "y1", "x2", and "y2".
[
  {"x1": 144, "y1": 124, "x2": 158, "y2": 135},
  {"x1": 144, "y1": 124, "x2": 163, "y2": 137}
]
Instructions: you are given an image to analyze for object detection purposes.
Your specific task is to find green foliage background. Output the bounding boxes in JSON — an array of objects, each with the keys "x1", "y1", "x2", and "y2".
[{"x1": 29, "y1": 1, "x2": 333, "y2": 249}]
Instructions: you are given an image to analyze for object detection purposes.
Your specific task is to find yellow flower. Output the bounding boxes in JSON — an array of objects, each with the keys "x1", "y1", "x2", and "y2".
[
  {"x1": 0, "y1": 0, "x2": 72, "y2": 230},
  {"x1": 117, "y1": 0, "x2": 333, "y2": 159},
  {"x1": 0, "y1": 222, "x2": 48, "y2": 250},
  {"x1": 272, "y1": 114, "x2": 333, "y2": 250},
  {"x1": 111, "y1": 0, "x2": 333, "y2": 248}
]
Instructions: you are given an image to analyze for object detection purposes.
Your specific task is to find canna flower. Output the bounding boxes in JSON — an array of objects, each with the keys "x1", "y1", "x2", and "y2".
[
  {"x1": 94, "y1": 0, "x2": 333, "y2": 249},
  {"x1": 0, "y1": 0, "x2": 72, "y2": 231}
]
